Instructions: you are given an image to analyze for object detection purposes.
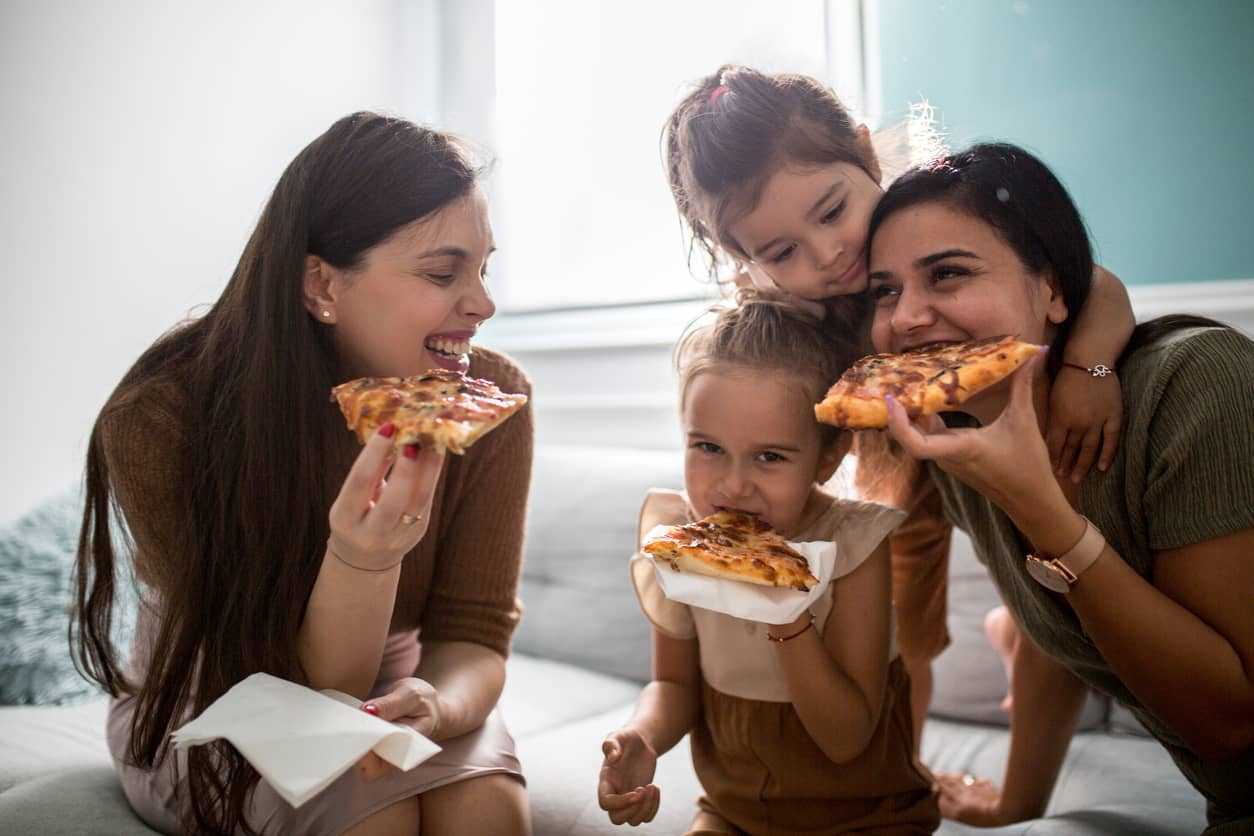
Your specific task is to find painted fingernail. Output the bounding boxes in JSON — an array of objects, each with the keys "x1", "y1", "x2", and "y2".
[
  {"x1": 379, "y1": 422, "x2": 395, "y2": 439},
  {"x1": 403, "y1": 444, "x2": 418, "y2": 459},
  {"x1": 362, "y1": 703, "x2": 379, "y2": 716}
]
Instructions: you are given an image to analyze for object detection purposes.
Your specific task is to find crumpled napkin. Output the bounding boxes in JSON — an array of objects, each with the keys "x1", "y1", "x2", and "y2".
[
  {"x1": 642, "y1": 525, "x2": 838, "y2": 625},
  {"x1": 171, "y1": 672, "x2": 441, "y2": 808}
]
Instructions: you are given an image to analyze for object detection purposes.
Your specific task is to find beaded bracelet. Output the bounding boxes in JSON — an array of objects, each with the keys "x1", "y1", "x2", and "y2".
[
  {"x1": 767, "y1": 613, "x2": 815, "y2": 643},
  {"x1": 1061, "y1": 361, "x2": 1114, "y2": 378}
]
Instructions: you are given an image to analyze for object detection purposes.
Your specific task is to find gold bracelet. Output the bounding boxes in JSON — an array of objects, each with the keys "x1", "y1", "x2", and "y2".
[{"x1": 327, "y1": 542, "x2": 405, "y2": 573}]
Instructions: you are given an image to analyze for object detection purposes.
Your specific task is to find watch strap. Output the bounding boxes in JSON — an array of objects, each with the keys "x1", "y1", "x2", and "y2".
[{"x1": 1054, "y1": 517, "x2": 1106, "y2": 581}]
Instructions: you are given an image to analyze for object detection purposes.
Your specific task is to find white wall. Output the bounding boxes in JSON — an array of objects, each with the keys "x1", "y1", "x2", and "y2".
[{"x1": 0, "y1": 0, "x2": 431, "y2": 523}]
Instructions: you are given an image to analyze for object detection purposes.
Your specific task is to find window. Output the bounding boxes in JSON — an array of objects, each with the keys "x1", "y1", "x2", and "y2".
[{"x1": 486, "y1": 0, "x2": 874, "y2": 312}]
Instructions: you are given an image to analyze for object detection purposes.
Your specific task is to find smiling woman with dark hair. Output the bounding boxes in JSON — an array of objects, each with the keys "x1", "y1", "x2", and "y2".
[
  {"x1": 72, "y1": 112, "x2": 533, "y2": 835},
  {"x1": 866, "y1": 142, "x2": 1254, "y2": 832}
]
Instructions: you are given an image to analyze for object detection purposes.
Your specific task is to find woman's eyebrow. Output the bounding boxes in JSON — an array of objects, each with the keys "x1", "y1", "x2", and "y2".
[
  {"x1": 916, "y1": 248, "x2": 978, "y2": 267},
  {"x1": 415, "y1": 246, "x2": 469, "y2": 259}
]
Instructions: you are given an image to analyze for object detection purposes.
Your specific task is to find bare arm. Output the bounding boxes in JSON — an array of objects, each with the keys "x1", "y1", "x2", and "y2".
[
  {"x1": 995, "y1": 628, "x2": 1088, "y2": 820},
  {"x1": 773, "y1": 539, "x2": 893, "y2": 763},
  {"x1": 1065, "y1": 265, "x2": 1135, "y2": 368},
  {"x1": 414, "y1": 640, "x2": 507, "y2": 740},
  {"x1": 298, "y1": 431, "x2": 444, "y2": 697},
  {"x1": 624, "y1": 630, "x2": 701, "y2": 757}
]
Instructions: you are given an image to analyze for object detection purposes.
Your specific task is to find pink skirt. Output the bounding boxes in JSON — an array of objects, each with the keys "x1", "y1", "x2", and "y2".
[{"x1": 108, "y1": 629, "x2": 523, "y2": 835}]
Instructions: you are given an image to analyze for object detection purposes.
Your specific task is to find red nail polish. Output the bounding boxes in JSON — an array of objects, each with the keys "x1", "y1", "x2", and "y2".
[
  {"x1": 362, "y1": 703, "x2": 379, "y2": 716},
  {"x1": 403, "y1": 444, "x2": 418, "y2": 459},
  {"x1": 379, "y1": 422, "x2": 395, "y2": 439}
]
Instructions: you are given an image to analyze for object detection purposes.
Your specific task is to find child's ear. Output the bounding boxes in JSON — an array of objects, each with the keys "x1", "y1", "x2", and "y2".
[{"x1": 817, "y1": 430, "x2": 853, "y2": 484}]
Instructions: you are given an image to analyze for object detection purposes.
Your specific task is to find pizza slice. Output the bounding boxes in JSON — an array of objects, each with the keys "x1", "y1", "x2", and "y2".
[
  {"x1": 331, "y1": 369, "x2": 528, "y2": 455},
  {"x1": 642, "y1": 510, "x2": 819, "y2": 591},
  {"x1": 815, "y1": 335, "x2": 1043, "y2": 429}
]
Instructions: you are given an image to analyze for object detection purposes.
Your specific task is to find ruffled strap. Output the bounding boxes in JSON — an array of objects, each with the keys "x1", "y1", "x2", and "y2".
[
  {"x1": 801, "y1": 496, "x2": 906, "y2": 582},
  {"x1": 629, "y1": 489, "x2": 697, "y2": 640}
]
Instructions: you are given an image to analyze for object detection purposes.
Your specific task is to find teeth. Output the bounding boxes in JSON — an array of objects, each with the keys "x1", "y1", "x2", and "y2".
[{"x1": 425, "y1": 337, "x2": 471, "y2": 356}]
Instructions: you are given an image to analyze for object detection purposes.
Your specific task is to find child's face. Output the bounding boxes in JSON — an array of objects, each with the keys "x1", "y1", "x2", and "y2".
[
  {"x1": 727, "y1": 161, "x2": 883, "y2": 301},
  {"x1": 682, "y1": 369, "x2": 838, "y2": 539}
]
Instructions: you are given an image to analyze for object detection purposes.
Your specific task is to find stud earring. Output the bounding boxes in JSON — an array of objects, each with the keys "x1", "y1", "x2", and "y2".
[{"x1": 321, "y1": 310, "x2": 331, "y2": 318}]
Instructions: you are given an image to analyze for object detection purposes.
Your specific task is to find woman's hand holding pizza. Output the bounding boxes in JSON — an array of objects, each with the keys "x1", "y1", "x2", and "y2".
[
  {"x1": 884, "y1": 349, "x2": 1059, "y2": 521},
  {"x1": 598, "y1": 729, "x2": 661, "y2": 826},
  {"x1": 355, "y1": 677, "x2": 444, "y2": 782},
  {"x1": 326, "y1": 422, "x2": 445, "y2": 571}
]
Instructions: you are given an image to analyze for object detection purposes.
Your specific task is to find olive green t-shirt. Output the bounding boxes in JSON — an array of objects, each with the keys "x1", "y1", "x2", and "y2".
[{"x1": 932, "y1": 325, "x2": 1254, "y2": 825}]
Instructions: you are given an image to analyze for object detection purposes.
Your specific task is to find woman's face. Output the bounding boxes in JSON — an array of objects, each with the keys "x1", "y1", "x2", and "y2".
[
  {"x1": 727, "y1": 161, "x2": 883, "y2": 301},
  {"x1": 867, "y1": 201, "x2": 1068, "y2": 402},
  {"x1": 327, "y1": 188, "x2": 496, "y2": 378}
]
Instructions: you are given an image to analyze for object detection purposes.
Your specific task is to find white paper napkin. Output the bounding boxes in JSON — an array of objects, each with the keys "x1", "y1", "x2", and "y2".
[
  {"x1": 642, "y1": 524, "x2": 838, "y2": 625},
  {"x1": 171, "y1": 673, "x2": 441, "y2": 808}
]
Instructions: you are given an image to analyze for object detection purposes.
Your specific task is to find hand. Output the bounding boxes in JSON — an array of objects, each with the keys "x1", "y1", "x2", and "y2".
[
  {"x1": 885, "y1": 350, "x2": 1057, "y2": 520},
  {"x1": 597, "y1": 729, "x2": 660, "y2": 826},
  {"x1": 935, "y1": 770, "x2": 1012, "y2": 826},
  {"x1": 354, "y1": 677, "x2": 443, "y2": 782},
  {"x1": 1046, "y1": 365, "x2": 1122, "y2": 483},
  {"x1": 328, "y1": 423, "x2": 445, "y2": 571}
]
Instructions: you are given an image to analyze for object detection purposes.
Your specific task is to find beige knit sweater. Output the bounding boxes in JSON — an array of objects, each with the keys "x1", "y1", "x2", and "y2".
[{"x1": 99, "y1": 347, "x2": 533, "y2": 658}]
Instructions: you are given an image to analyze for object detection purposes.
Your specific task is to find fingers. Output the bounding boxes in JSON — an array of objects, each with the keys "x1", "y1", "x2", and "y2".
[
  {"x1": 884, "y1": 396, "x2": 931, "y2": 459},
  {"x1": 599, "y1": 782, "x2": 658, "y2": 826},
  {"x1": 1068, "y1": 427, "x2": 1102, "y2": 483},
  {"x1": 1005, "y1": 347, "x2": 1048, "y2": 421},
  {"x1": 1098, "y1": 417, "x2": 1120, "y2": 472},
  {"x1": 331, "y1": 423, "x2": 399, "y2": 525},
  {"x1": 1055, "y1": 429, "x2": 1081, "y2": 479},
  {"x1": 601, "y1": 737, "x2": 621, "y2": 763}
]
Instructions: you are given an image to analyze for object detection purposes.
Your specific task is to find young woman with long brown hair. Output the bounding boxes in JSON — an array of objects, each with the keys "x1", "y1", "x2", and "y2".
[{"x1": 72, "y1": 112, "x2": 533, "y2": 835}]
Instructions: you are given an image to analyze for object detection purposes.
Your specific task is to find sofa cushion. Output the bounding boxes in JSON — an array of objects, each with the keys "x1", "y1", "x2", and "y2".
[
  {"x1": 0, "y1": 766, "x2": 159, "y2": 835},
  {"x1": 516, "y1": 444, "x2": 683, "y2": 683},
  {"x1": 0, "y1": 700, "x2": 113, "y2": 794},
  {"x1": 922, "y1": 717, "x2": 1206, "y2": 835},
  {"x1": 499, "y1": 652, "x2": 641, "y2": 739}
]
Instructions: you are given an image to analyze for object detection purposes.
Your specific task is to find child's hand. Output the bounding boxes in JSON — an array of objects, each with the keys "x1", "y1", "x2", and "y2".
[
  {"x1": 597, "y1": 729, "x2": 660, "y2": 826},
  {"x1": 1046, "y1": 365, "x2": 1122, "y2": 483}
]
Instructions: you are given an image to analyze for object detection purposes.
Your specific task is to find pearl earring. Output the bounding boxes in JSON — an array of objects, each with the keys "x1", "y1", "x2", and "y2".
[{"x1": 321, "y1": 310, "x2": 331, "y2": 318}]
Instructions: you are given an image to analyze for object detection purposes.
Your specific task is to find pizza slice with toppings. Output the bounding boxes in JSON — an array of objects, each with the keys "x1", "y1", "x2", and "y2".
[
  {"x1": 331, "y1": 369, "x2": 528, "y2": 455},
  {"x1": 642, "y1": 510, "x2": 819, "y2": 591},
  {"x1": 815, "y1": 335, "x2": 1043, "y2": 429}
]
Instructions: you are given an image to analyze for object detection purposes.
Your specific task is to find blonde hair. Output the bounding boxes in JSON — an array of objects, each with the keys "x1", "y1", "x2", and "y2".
[{"x1": 675, "y1": 291, "x2": 865, "y2": 447}]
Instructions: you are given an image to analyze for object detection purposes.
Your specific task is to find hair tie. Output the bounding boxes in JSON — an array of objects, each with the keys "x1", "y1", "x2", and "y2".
[{"x1": 709, "y1": 85, "x2": 729, "y2": 104}]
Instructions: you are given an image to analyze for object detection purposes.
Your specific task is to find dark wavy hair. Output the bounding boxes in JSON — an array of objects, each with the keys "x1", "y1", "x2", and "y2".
[{"x1": 72, "y1": 112, "x2": 482, "y2": 834}]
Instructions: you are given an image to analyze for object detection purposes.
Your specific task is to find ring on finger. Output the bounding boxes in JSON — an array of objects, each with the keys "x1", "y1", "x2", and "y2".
[
  {"x1": 400, "y1": 512, "x2": 422, "y2": 526},
  {"x1": 961, "y1": 773, "x2": 976, "y2": 787}
]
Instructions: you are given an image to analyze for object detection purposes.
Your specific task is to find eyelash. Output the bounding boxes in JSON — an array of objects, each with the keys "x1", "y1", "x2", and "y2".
[{"x1": 767, "y1": 202, "x2": 846, "y2": 264}]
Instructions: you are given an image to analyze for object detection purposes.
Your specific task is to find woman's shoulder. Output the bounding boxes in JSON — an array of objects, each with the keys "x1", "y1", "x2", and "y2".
[
  {"x1": 1124, "y1": 323, "x2": 1253, "y2": 384},
  {"x1": 468, "y1": 347, "x2": 532, "y2": 396},
  {"x1": 98, "y1": 376, "x2": 189, "y2": 459}
]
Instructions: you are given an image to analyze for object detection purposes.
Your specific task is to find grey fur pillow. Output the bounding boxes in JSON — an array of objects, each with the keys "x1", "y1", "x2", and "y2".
[{"x1": 0, "y1": 489, "x2": 135, "y2": 705}]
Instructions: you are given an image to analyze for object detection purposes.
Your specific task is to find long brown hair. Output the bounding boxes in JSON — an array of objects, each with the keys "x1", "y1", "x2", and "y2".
[{"x1": 72, "y1": 112, "x2": 481, "y2": 834}]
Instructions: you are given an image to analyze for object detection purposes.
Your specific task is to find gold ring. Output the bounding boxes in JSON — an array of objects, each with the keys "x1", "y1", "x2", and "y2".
[
  {"x1": 961, "y1": 773, "x2": 976, "y2": 787},
  {"x1": 400, "y1": 513, "x2": 422, "y2": 526}
]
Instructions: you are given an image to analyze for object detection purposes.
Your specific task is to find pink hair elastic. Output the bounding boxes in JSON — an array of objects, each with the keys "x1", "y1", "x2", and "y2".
[{"x1": 709, "y1": 85, "x2": 729, "y2": 104}]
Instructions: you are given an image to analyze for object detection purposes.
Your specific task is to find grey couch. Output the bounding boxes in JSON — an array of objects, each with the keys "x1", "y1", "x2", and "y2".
[{"x1": 0, "y1": 444, "x2": 1208, "y2": 834}]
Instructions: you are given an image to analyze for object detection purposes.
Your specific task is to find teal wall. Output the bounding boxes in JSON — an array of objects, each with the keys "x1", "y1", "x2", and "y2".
[{"x1": 877, "y1": 0, "x2": 1254, "y2": 285}]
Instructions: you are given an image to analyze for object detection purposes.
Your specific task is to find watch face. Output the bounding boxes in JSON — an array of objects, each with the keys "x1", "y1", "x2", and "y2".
[{"x1": 1026, "y1": 557, "x2": 1071, "y2": 593}]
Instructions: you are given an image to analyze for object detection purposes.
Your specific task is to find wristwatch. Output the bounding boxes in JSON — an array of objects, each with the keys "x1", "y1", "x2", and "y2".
[{"x1": 1025, "y1": 517, "x2": 1107, "y2": 593}]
